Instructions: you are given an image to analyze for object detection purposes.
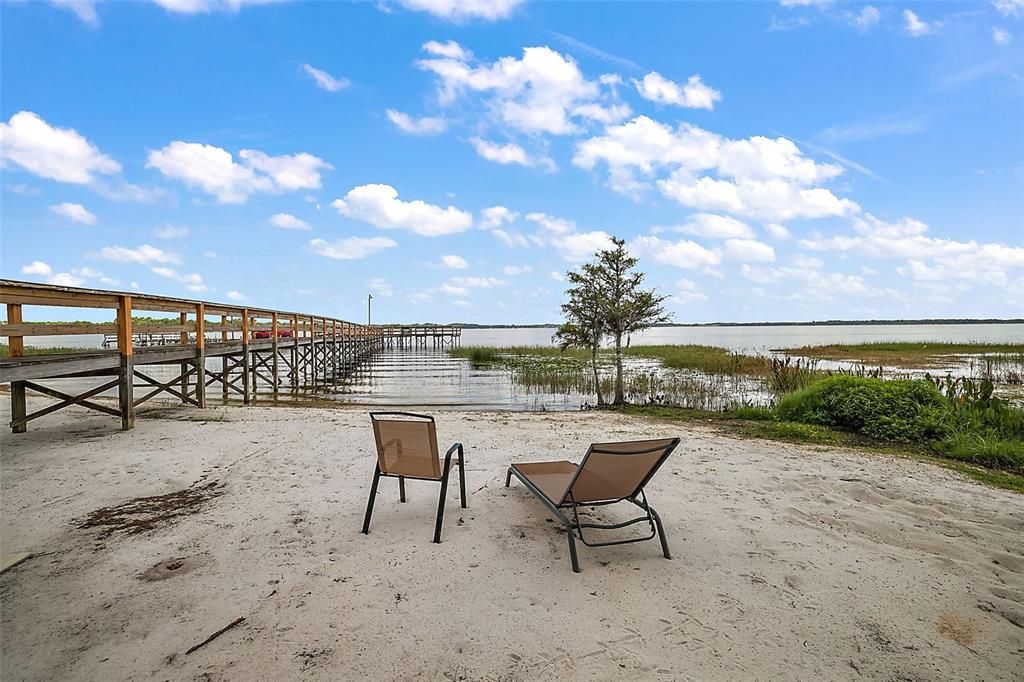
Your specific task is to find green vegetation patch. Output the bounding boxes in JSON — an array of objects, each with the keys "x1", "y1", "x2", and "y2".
[{"x1": 783, "y1": 341, "x2": 1024, "y2": 368}]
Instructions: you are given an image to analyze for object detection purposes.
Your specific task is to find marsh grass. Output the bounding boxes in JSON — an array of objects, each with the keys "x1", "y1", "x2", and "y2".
[
  {"x1": 0, "y1": 343, "x2": 92, "y2": 358},
  {"x1": 782, "y1": 341, "x2": 1024, "y2": 368}
]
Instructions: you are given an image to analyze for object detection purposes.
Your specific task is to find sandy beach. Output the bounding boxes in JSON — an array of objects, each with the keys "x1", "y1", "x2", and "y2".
[{"x1": 1, "y1": 399, "x2": 1022, "y2": 681}]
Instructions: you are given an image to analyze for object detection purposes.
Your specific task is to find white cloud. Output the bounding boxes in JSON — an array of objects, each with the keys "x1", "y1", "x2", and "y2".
[
  {"x1": 396, "y1": 0, "x2": 524, "y2": 21},
  {"x1": 552, "y1": 230, "x2": 616, "y2": 261},
  {"x1": 331, "y1": 184, "x2": 472, "y2": 237},
  {"x1": 422, "y1": 40, "x2": 472, "y2": 60},
  {"x1": 671, "y1": 213, "x2": 753, "y2": 239},
  {"x1": 50, "y1": 0, "x2": 99, "y2": 26},
  {"x1": 154, "y1": 225, "x2": 190, "y2": 239},
  {"x1": 49, "y1": 202, "x2": 97, "y2": 225},
  {"x1": 525, "y1": 212, "x2": 576, "y2": 235},
  {"x1": 573, "y1": 116, "x2": 855, "y2": 221},
  {"x1": 440, "y1": 254, "x2": 469, "y2": 269},
  {"x1": 48, "y1": 272, "x2": 86, "y2": 287},
  {"x1": 724, "y1": 238, "x2": 776, "y2": 262},
  {"x1": 550, "y1": 271, "x2": 565, "y2": 282},
  {"x1": 779, "y1": 0, "x2": 833, "y2": 6},
  {"x1": 503, "y1": 264, "x2": 532, "y2": 275},
  {"x1": 153, "y1": 0, "x2": 289, "y2": 14},
  {"x1": 852, "y1": 5, "x2": 880, "y2": 30},
  {"x1": 993, "y1": 27, "x2": 1013, "y2": 46},
  {"x1": 95, "y1": 244, "x2": 181, "y2": 265},
  {"x1": 21, "y1": 261, "x2": 54, "y2": 277},
  {"x1": 310, "y1": 236, "x2": 398, "y2": 260},
  {"x1": 151, "y1": 266, "x2": 207, "y2": 293},
  {"x1": 270, "y1": 212, "x2": 311, "y2": 230},
  {"x1": 417, "y1": 44, "x2": 608, "y2": 136},
  {"x1": 302, "y1": 64, "x2": 350, "y2": 92},
  {"x1": 903, "y1": 10, "x2": 937, "y2": 37},
  {"x1": 764, "y1": 223, "x2": 791, "y2": 240},
  {"x1": 146, "y1": 142, "x2": 331, "y2": 203},
  {"x1": 225, "y1": 290, "x2": 246, "y2": 301},
  {"x1": 993, "y1": 0, "x2": 1023, "y2": 17},
  {"x1": 0, "y1": 111, "x2": 120, "y2": 184},
  {"x1": 479, "y1": 205, "x2": 519, "y2": 229},
  {"x1": 470, "y1": 137, "x2": 553, "y2": 169},
  {"x1": 629, "y1": 235, "x2": 722, "y2": 270},
  {"x1": 633, "y1": 72, "x2": 722, "y2": 110},
  {"x1": 491, "y1": 229, "x2": 530, "y2": 248},
  {"x1": 386, "y1": 109, "x2": 448, "y2": 135},
  {"x1": 442, "y1": 276, "x2": 505, "y2": 297}
]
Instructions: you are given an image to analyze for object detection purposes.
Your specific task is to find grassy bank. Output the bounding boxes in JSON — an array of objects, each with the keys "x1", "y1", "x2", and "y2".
[
  {"x1": 782, "y1": 341, "x2": 1024, "y2": 367},
  {"x1": 0, "y1": 344, "x2": 94, "y2": 358}
]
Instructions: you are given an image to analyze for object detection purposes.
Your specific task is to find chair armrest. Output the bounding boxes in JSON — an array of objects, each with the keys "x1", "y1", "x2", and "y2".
[{"x1": 445, "y1": 442, "x2": 463, "y2": 459}]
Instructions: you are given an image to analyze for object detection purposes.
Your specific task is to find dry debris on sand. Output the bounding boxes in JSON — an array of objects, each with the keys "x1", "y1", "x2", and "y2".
[{"x1": 1, "y1": 400, "x2": 1023, "y2": 680}]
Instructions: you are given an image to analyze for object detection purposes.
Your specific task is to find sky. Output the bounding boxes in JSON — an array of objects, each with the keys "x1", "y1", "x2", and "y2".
[{"x1": 1, "y1": 0, "x2": 1022, "y2": 325}]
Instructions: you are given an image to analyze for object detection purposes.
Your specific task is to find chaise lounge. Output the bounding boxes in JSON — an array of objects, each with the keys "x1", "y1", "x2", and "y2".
[{"x1": 505, "y1": 437, "x2": 680, "y2": 572}]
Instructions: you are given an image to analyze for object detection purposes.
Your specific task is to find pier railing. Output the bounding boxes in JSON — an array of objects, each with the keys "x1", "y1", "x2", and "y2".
[{"x1": 0, "y1": 279, "x2": 391, "y2": 433}]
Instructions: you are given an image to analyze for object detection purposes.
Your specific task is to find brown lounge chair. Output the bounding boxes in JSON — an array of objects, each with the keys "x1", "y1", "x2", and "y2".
[
  {"x1": 361, "y1": 412, "x2": 466, "y2": 543},
  {"x1": 505, "y1": 438, "x2": 680, "y2": 573}
]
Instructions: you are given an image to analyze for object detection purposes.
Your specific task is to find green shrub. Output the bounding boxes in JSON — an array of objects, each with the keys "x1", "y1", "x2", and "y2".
[{"x1": 775, "y1": 376, "x2": 947, "y2": 442}]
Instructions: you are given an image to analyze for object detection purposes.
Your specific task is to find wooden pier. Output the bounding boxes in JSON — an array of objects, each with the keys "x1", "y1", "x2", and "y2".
[{"x1": 0, "y1": 280, "x2": 460, "y2": 433}]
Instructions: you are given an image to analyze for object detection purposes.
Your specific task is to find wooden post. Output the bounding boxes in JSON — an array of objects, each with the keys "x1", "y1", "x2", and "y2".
[
  {"x1": 179, "y1": 311, "x2": 189, "y2": 404},
  {"x1": 271, "y1": 312, "x2": 279, "y2": 396},
  {"x1": 310, "y1": 315, "x2": 317, "y2": 388},
  {"x1": 221, "y1": 314, "x2": 228, "y2": 401},
  {"x1": 195, "y1": 303, "x2": 206, "y2": 408},
  {"x1": 241, "y1": 309, "x2": 251, "y2": 404},
  {"x1": 332, "y1": 320, "x2": 338, "y2": 380},
  {"x1": 291, "y1": 314, "x2": 299, "y2": 389},
  {"x1": 7, "y1": 303, "x2": 26, "y2": 433},
  {"x1": 117, "y1": 295, "x2": 135, "y2": 430}
]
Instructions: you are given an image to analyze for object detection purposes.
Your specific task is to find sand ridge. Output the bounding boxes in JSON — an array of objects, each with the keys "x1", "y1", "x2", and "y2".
[{"x1": 1, "y1": 400, "x2": 1023, "y2": 680}]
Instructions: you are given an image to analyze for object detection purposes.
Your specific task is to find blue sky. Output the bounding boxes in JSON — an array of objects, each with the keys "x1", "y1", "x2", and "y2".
[{"x1": 1, "y1": 0, "x2": 1022, "y2": 324}]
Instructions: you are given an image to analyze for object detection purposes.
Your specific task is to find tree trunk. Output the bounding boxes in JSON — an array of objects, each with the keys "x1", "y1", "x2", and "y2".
[
  {"x1": 591, "y1": 345, "x2": 604, "y2": 405},
  {"x1": 613, "y1": 332, "x2": 625, "y2": 405}
]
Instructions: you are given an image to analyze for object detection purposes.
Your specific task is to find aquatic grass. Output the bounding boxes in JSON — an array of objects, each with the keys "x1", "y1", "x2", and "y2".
[
  {"x1": 0, "y1": 343, "x2": 94, "y2": 357},
  {"x1": 782, "y1": 341, "x2": 1024, "y2": 369}
]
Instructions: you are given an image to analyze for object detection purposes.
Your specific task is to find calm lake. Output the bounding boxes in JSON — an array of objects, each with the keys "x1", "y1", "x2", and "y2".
[{"x1": 22, "y1": 323, "x2": 1024, "y2": 411}]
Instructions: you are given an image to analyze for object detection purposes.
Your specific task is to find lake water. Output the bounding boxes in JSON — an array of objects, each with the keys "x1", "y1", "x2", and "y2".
[{"x1": 15, "y1": 323, "x2": 1024, "y2": 411}]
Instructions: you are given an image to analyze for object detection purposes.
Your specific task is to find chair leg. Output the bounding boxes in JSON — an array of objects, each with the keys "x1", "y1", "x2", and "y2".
[
  {"x1": 399, "y1": 476, "x2": 406, "y2": 503},
  {"x1": 504, "y1": 467, "x2": 512, "y2": 487},
  {"x1": 650, "y1": 505, "x2": 671, "y2": 560},
  {"x1": 566, "y1": 522, "x2": 581, "y2": 573},
  {"x1": 458, "y1": 448, "x2": 467, "y2": 509},
  {"x1": 361, "y1": 464, "x2": 382, "y2": 534},
  {"x1": 433, "y1": 470, "x2": 451, "y2": 544}
]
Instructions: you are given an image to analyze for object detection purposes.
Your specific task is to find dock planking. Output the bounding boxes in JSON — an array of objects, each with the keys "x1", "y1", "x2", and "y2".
[{"x1": 0, "y1": 280, "x2": 460, "y2": 433}]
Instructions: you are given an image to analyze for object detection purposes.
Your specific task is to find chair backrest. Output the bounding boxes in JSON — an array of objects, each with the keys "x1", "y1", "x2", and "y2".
[
  {"x1": 370, "y1": 412, "x2": 441, "y2": 479},
  {"x1": 563, "y1": 438, "x2": 680, "y2": 504}
]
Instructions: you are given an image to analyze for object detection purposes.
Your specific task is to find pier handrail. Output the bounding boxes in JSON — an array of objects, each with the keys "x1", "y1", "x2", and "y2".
[{"x1": 0, "y1": 279, "x2": 380, "y2": 356}]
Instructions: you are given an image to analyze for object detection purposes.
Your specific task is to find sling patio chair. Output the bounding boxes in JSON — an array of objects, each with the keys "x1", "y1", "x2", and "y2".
[
  {"x1": 505, "y1": 437, "x2": 680, "y2": 573},
  {"x1": 361, "y1": 412, "x2": 466, "y2": 544}
]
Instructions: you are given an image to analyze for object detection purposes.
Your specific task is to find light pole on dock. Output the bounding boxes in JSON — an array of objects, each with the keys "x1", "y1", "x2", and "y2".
[{"x1": 367, "y1": 293, "x2": 372, "y2": 327}]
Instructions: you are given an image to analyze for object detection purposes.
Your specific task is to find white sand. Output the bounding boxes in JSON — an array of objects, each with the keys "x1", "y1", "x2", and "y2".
[{"x1": 1, "y1": 399, "x2": 1023, "y2": 681}]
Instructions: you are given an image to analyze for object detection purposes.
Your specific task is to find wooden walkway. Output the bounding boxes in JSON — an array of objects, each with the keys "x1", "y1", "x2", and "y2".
[{"x1": 0, "y1": 280, "x2": 460, "y2": 433}]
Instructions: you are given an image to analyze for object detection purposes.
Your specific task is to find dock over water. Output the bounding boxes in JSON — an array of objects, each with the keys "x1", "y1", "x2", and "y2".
[{"x1": 0, "y1": 280, "x2": 460, "y2": 433}]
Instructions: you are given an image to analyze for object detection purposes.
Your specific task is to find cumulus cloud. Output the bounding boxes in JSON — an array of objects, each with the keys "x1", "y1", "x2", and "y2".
[
  {"x1": 49, "y1": 202, "x2": 97, "y2": 225},
  {"x1": 50, "y1": 0, "x2": 100, "y2": 26},
  {"x1": 629, "y1": 235, "x2": 722, "y2": 270},
  {"x1": 724, "y1": 238, "x2": 776, "y2": 262},
  {"x1": 525, "y1": 212, "x2": 576, "y2": 235},
  {"x1": 852, "y1": 5, "x2": 880, "y2": 30},
  {"x1": 395, "y1": 0, "x2": 524, "y2": 21},
  {"x1": 152, "y1": 266, "x2": 207, "y2": 292},
  {"x1": 270, "y1": 212, "x2": 311, "y2": 230},
  {"x1": 479, "y1": 205, "x2": 519, "y2": 229},
  {"x1": 225, "y1": 290, "x2": 246, "y2": 301},
  {"x1": 146, "y1": 142, "x2": 331, "y2": 203},
  {"x1": 551, "y1": 230, "x2": 616, "y2": 261},
  {"x1": 369, "y1": 277, "x2": 394, "y2": 296},
  {"x1": 503, "y1": 264, "x2": 532, "y2": 275},
  {"x1": 416, "y1": 44, "x2": 618, "y2": 136},
  {"x1": 302, "y1": 64, "x2": 350, "y2": 92},
  {"x1": 153, "y1": 0, "x2": 290, "y2": 14},
  {"x1": 94, "y1": 244, "x2": 181, "y2": 265},
  {"x1": 21, "y1": 261, "x2": 54, "y2": 277},
  {"x1": 993, "y1": 27, "x2": 1013, "y2": 46},
  {"x1": 0, "y1": 111, "x2": 120, "y2": 184},
  {"x1": 470, "y1": 138, "x2": 553, "y2": 169},
  {"x1": 633, "y1": 72, "x2": 722, "y2": 110},
  {"x1": 670, "y1": 213, "x2": 753, "y2": 239},
  {"x1": 331, "y1": 184, "x2": 472, "y2": 237},
  {"x1": 993, "y1": 0, "x2": 1023, "y2": 17},
  {"x1": 422, "y1": 40, "x2": 472, "y2": 60},
  {"x1": 903, "y1": 10, "x2": 937, "y2": 37},
  {"x1": 673, "y1": 278, "x2": 708, "y2": 304},
  {"x1": 310, "y1": 236, "x2": 398, "y2": 260},
  {"x1": 386, "y1": 109, "x2": 448, "y2": 135},
  {"x1": 440, "y1": 254, "x2": 469, "y2": 269},
  {"x1": 574, "y1": 115, "x2": 857, "y2": 221},
  {"x1": 764, "y1": 223, "x2": 791, "y2": 240}
]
